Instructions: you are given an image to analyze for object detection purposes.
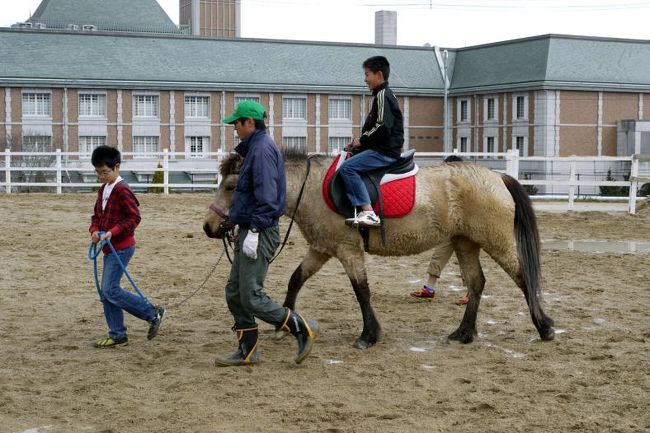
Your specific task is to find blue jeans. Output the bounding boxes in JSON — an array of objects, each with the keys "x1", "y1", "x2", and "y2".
[
  {"x1": 100, "y1": 245, "x2": 154, "y2": 339},
  {"x1": 339, "y1": 149, "x2": 397, "y2": 207}
]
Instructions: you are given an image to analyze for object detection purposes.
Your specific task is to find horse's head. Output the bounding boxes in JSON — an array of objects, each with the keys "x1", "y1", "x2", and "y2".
[{"x1": 203, "y1": 153, "x2": 243, "y2": 239}]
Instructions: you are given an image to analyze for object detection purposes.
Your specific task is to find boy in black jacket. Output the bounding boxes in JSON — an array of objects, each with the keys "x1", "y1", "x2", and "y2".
[{"x1": 340, "y1": 55, "x2": 404, "y2": 227}]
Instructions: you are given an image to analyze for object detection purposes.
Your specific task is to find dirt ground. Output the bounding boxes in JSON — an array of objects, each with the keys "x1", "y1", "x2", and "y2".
[{"x1": 1, "y1": 193, "x2": 649, "y2": 433}]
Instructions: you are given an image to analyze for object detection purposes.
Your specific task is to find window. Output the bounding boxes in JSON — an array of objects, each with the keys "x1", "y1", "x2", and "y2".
[
  {"x1": 22, "y1": 93, "x2": 51, "y2": 116},
  {"x1": 79, "y1": 136, "x2": 106, "y2": 158},
  {"x1": 22, "y1": 135, "x2": 52, "y2": 151},
  {"x1": 133, "y1": 136, "x2": 159, "y2": 158},
  {"x1": 134, "y1": 95, "x2": 159, "y2": 117},
  {"x1": 487, "y1": 136, "x2": 495, "y2": 153},
  {"x1": 234, "y1": 95, "x2": 260, "y2": 106},
  {"x1": 184, "y1": 96, "x2": 209, "y2": 118},
  {"x1": 515, "y1": 136, "x2": 525, "y2": 156},
  {"x1": 329, "y1": 99, "x2": 351, "y2": 120},
  {"x1": 186, "y1": 136, "x2": 209, "y2": 158},
  {"x1": 486, "y1": 98, "x2": 496, "y2": 121},
  {"x1": 328, "y1": 136, "x2": 351, "y2": 155},
  {"x1": 79, "y1": 94, "x2": 106, "y2": 117},
  {"x1": 516, "y1": 96, "x2": 525, "y2": 119},
  {"x1": 283, "y1": 97, "x2": 306, "y2": 119},
  {"x1": 460, "y1": 100, "x2": 468, "y2": 122},
  {"x1": 283, "y1": 136, "x2": 307, "y2": 151},
  {"x1": 460, "y1": 136, "x2": 468, "y2": 153}
]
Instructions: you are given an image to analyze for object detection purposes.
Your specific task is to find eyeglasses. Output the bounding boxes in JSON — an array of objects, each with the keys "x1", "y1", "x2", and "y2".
[{"x1": 95, "y1": 168, "x2": 113, "y2": 176}]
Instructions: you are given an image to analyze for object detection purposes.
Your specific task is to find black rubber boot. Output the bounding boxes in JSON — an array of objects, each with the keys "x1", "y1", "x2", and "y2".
[
  {"x1": 215, "y1": 326, "x2": 259, "y2": 367},
  {"x1": 280, "y1": 310, "x2": 317, "y2": 364}
]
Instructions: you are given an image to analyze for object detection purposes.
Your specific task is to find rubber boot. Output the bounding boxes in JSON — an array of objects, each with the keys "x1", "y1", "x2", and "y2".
[
  {"x1": 215, "y1": 326, "x2": 259, "y2": 367},
  {"x1": 280, "y1": 309, "x2": 317, "y2": 364}
]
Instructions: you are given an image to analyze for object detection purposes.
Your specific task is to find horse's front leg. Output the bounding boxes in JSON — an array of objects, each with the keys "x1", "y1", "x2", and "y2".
[
  {"x1": 283, "y1": 246, "x2": 331, "y2": 310},
  {"x1": 338, "y1": 249, "x2": 381, "y2": 349}
]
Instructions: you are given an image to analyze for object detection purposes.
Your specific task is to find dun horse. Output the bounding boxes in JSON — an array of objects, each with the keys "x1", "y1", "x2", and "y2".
[{"x1": 203, "y1": 151, "x2": 555, "y2": 349}]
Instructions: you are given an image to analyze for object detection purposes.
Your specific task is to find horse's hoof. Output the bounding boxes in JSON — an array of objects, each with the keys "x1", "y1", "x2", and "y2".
[
  {"x1": 353, "y1": 338, "x2": 375, "y2": 350},
  {"x1": 448, "y1": 328, "x2": 475, "y2": 344},
  {"x1": 539, "y1": 327, "x2": 555, "y2": 341}
]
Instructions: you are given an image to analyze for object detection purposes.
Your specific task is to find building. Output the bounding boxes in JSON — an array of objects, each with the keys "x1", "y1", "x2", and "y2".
[
  {"x1": 179, "y1": 0, "x2": 240, "y2": 38},
  {"x1": 2, "y1": 0, "x2": 650, "y2": 169}
]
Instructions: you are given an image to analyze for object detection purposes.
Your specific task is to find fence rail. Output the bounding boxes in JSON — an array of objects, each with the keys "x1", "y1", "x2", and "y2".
[{"x1": 2, "y1": 148, "x2": 648, "y2": 214}]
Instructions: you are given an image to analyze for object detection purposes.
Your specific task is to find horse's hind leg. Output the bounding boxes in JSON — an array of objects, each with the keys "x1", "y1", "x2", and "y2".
[
  {"x1": 448, "y1": 238, "x2": 484, "y2": 344},
  {"x1": 283, "y1": 247, "x2": 331, "y2": 311},
  {"x1": 338, "y1": 248, "x2": 381, "y2": 350}
]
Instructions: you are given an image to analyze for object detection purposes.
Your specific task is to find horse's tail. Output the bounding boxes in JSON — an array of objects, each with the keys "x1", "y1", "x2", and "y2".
[{"x1": 501, "y1": 174, "x2": 554, "y2": 334}]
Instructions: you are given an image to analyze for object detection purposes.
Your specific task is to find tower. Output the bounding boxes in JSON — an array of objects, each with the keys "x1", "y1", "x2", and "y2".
[
  {"x1": 180, "y1": 0, "x2": 241, "y2": 38},
  {"x1": 375, "y1": 10, "x2": 397, "y2": 45}
]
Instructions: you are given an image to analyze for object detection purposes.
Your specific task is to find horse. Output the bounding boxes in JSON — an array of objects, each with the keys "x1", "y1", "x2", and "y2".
[{"x1": 203, "y1": 149, "x2": 555, "y2": 350}]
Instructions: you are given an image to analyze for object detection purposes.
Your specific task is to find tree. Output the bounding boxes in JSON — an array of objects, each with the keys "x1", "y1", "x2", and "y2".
[{"x1": 148, "y1": 163, "x2": 164, "y2": 193}]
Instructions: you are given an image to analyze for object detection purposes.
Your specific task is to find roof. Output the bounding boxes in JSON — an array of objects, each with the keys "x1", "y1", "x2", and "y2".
[
  {"x1": 27, "y1": 0, "x2": 181, "y2": 34},
  {"x1": 449, "y1": 34, "x2": 650, "y2": 94},
  {"x1": 0, "y1": 29, "x2": 444, "y2": 95}
]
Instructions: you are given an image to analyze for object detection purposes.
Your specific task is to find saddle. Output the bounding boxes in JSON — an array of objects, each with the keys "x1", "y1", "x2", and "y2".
[{"x1": 322, "y1": 149, "x2": 418, "y2": 219}]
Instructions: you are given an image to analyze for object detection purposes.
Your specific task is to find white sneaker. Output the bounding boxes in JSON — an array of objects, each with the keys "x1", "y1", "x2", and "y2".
[{"x1": 346, "y1": 211, "x2": 381, "y2": 227}]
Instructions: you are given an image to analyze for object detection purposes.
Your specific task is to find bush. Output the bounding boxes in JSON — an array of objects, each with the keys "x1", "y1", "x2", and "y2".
[
  {"x1": 639, "y1": 183, "x2": 650, "y2": 197},
  {"x1": 148, "y1": 163, "x2": 164, "y2": 193},
  {"x1": 599, "y1": 168, "x2": 629, "y2": 197},
  {"x1": 522, "y1": 173, "x2": 538, "y2": 196}
]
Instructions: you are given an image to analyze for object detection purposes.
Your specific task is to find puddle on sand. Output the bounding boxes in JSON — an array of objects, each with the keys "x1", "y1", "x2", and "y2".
[
  {"x1": 325, "y1": 359, "x2": 344, "y2": 365},
  {"x1": 542, "y1": 240, "x2": 650, "y2": 254},
  {"x1": 409, "y1": 346, "x2": 427, "y2": 353}
]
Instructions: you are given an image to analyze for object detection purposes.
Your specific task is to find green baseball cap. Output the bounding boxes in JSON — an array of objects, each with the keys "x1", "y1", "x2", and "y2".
[{"x1": 223, "y1": 100, "x2": 266, "y2": 124}]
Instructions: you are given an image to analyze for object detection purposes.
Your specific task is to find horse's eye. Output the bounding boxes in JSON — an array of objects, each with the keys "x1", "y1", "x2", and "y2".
[{"x1": 225, "y1": 184, "x2": 235, "y2": 192}]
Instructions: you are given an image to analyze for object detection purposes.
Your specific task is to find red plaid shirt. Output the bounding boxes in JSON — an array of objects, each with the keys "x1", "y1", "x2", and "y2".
[{"x1": 89, "y1": 180, "x2": 141, "y2": 254}]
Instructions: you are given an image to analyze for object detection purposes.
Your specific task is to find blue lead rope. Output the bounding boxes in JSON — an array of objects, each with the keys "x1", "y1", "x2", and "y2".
[{"x1": 87, "y1": 231, "x2": 151, "y2": 307}]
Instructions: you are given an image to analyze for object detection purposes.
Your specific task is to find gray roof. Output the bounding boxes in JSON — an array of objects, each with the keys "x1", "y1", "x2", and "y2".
[
  {"x1": 450, "y1": 34, "x2": 650, "y2": 93},
  {"x1": 0, "y1": 29, "x2": 444, "y2": 95},
  {"x1": 27, "y1": 0, "x2": 181, "y2": 34}
]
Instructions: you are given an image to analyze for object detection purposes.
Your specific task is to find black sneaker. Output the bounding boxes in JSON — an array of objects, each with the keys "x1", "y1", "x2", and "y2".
[{"x1": 147, "y1": 306, "x2": 166, "y2": 340}]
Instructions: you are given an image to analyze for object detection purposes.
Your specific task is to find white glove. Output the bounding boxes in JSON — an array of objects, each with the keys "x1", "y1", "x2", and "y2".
[{"x1": 242, "y1": 230, "x2": 259, "y2": 260}]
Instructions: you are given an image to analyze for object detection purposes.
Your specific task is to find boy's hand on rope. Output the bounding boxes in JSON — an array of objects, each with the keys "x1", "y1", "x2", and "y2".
[
  {"x1": 99, "y1": 231, "x2": 112, "y2": 243},
  {"x1": 242, "y1": 231, "x2": 259, "y2": 260},
  {"x1": 91, "y1": 231, "x2": 100, "y2": 244}
]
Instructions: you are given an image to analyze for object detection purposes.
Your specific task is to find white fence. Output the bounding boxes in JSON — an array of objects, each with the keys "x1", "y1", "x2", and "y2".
[{"x1": 2, "y1": 148, "x2": 649, "y2": 214}]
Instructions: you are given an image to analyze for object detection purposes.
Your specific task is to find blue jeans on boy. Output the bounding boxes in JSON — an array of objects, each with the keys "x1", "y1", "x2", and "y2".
[
  {"x1": 339, "y1": 149, "x2": 397, "y2": 207},
  {"x1": 100, "y1": 245, "x2": 154, "y2": 340}
]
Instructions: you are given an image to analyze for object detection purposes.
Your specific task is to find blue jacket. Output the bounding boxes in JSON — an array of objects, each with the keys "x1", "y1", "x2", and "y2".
[{"x1": 229, "y1": 129, "x2": 286, "y2": 230}]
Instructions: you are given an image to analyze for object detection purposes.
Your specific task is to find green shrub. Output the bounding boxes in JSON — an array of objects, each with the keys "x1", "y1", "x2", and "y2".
[
  {"x1": 522, "y1": 173, "x2": 538, "y2": 196},
  {"x1": 148, "y1": 163, "x2": 164, "y2": 193},
  {"x1": 639, "y1": 183, "x2": 650, "y2": 197}
]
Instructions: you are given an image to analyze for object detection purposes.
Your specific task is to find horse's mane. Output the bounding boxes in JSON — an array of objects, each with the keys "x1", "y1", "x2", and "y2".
[
  {"x1": 220, "y1": 153, "x2": 243, "y2": 177},
  {"x1": 281, "y1": 146, "x2": 329, "y2": 165}
]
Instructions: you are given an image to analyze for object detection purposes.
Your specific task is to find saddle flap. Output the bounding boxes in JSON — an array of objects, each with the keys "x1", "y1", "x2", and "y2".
[{"x1": 323, "y1": 151, "x2": 418, "y2": 219}]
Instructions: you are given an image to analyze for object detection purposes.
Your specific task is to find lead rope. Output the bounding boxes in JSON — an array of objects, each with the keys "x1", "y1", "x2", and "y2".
[{"x1": 88, "y1": 233, "x2": 225, "y2": 309}]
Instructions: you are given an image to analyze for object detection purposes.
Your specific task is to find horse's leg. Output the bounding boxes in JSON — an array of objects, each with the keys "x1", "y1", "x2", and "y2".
[
  {"x1": 283, "y1": 246, "x2": 331, "y2": 311},
  {"x1": 338, "y1": 249, "x2": 381, "y2": 349},
  {"x1": 448, "y1": 238, "x2": 484, "y2": 344},
  {"x1": 488, "y1": 247, "x2": 555, "y2": 341}
]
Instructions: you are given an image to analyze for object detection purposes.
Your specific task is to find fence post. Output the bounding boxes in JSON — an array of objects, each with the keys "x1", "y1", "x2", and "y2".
[
  {"x1": 5, "y1": 148, "x2": 11, "y2": 194},
  {"x1": 163, "y1": 148, "x2": 169, "y2": 195},
  {"x1": 568, "y1": 160, "x2": 576, "y2": 210},
  {"x1": 628, "y1": 155, "x2": 639, "y2": 215},
  {"x1": 505, "y1": 148, "x2": 519, "y2": 180},
  {"x1": 56, "y1": 149, "x2": 62, "y2": 194}
]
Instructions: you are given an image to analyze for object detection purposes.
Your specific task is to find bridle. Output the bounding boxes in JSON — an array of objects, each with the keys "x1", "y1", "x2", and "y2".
[{"x1": 207, "y1": 155, "x2": 314, "y2": 264}]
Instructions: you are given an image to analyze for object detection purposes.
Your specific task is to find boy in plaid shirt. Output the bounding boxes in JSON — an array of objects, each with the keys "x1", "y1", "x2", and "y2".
[{"x1": 89, "y1": 145, "x2": 165, "y2": 348}]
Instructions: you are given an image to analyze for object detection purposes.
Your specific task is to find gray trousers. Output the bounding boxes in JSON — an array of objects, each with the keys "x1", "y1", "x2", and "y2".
[{"x1": 225, "y1": 226, "x2": 288, "y2": 328}]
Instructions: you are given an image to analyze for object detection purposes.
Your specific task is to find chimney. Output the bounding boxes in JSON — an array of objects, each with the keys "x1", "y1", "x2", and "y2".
[{"x1": 375, "y1": 10, "x2": 396, "y2": 45}]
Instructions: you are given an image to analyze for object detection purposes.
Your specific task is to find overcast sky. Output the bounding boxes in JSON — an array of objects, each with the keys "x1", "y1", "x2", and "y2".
[{"x1": 2, "y1": 0, "x2": 650, "y2": 47}]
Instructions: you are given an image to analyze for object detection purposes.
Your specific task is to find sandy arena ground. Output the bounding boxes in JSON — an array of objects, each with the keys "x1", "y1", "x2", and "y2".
[{"x1": 1, "y1": 193, "x2": 649, "y2": 433}]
